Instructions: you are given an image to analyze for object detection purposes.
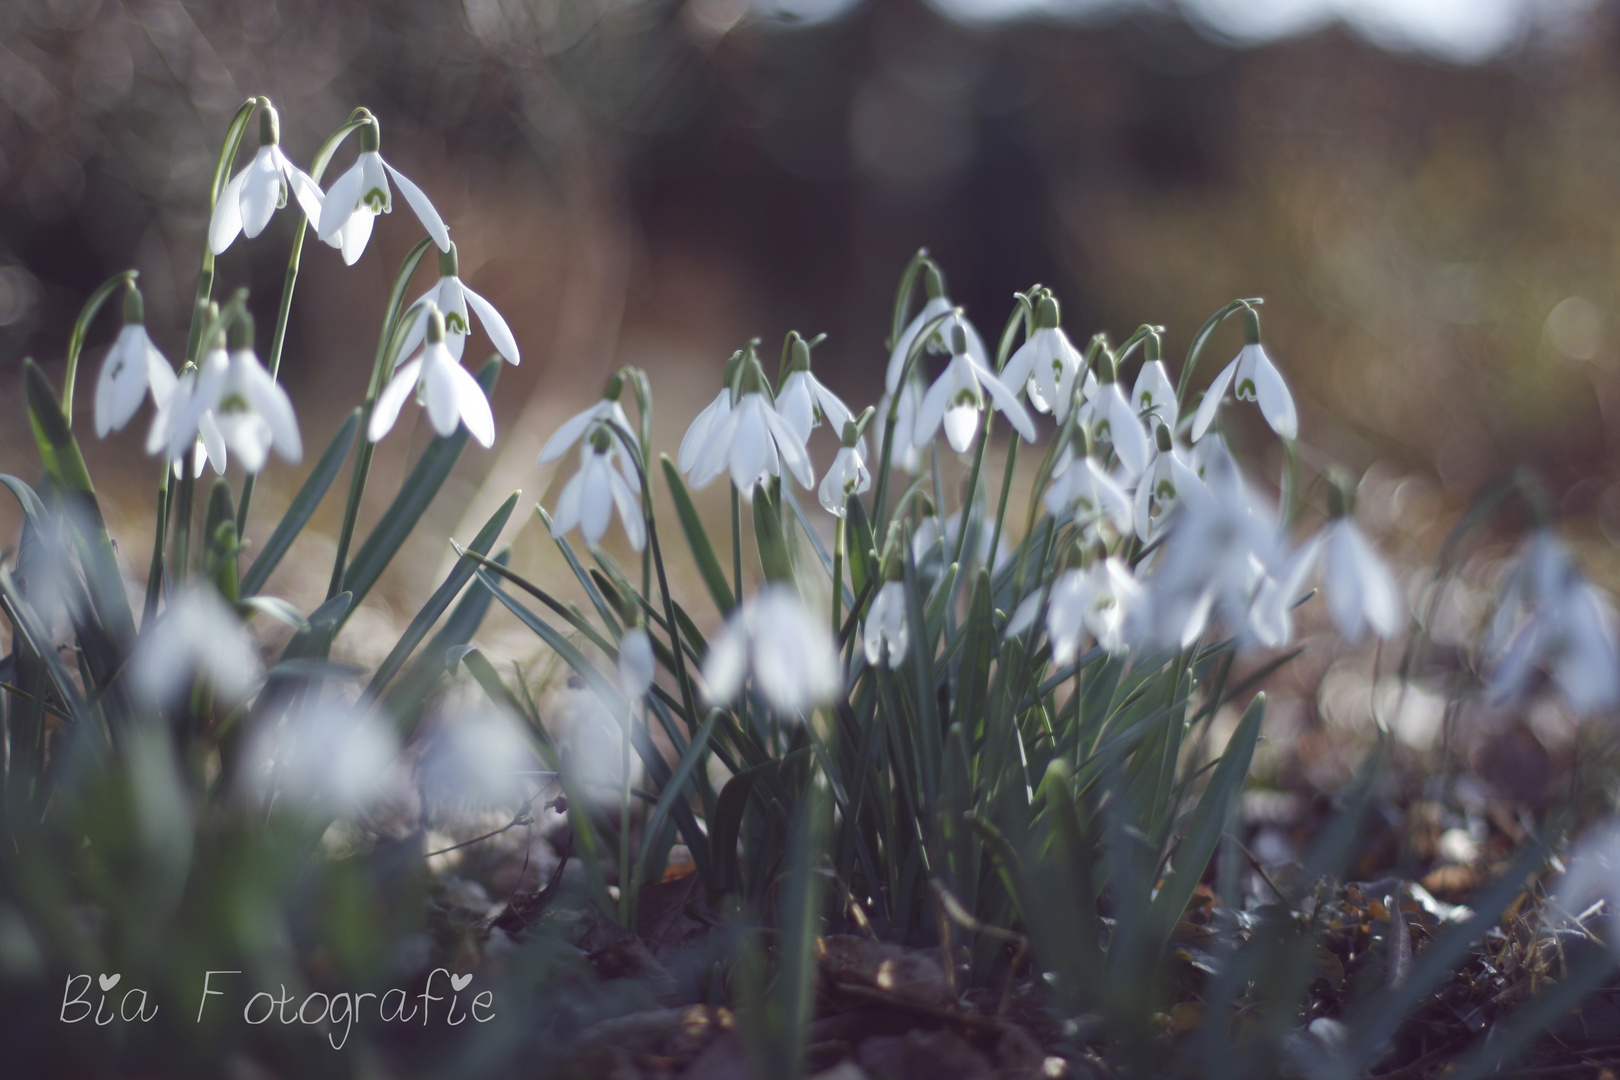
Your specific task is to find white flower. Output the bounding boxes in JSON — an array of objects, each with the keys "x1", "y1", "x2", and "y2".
[
  {"x1": 1080, "y1": 379, "x2": 1150, "y2": 478},
  {"x1": 886, "y1": 295, "x2": 989, "y2": 394},
  {"x1": 166, "y1": 319, "x2": 302, "y2": 473},
  {"x1": 393, "y1": 244, "x2": 519, "y2": 366},
  {"x1": 914, "y1": 320, "x2": 1036, "y2": 453},
  {"x1": 691, "y1": 392, "x2": 813, "y2": 494},
  {"x1": 94, "y1": 291, "x2": 176, "y2": 438},
  {"x1": 864, "y1": 580, "x2": 909, "y2": 667},
  {"x1": 538, "y1": 396, "x2": 634, "y2": 466},
  {"x1": 1001, "y1": 295, "x2": 1082, "y2": 420},
  {"x1": 618, "y1": 627, "x2": 656, "y2": 701},
  {"x1": 1132, "y1": 431, "x2": 1202, "y2": 543},
  {"x1": 1044, "y1": 451, "x2": 1132, "y2": 540},
  {"x1": 1191, "y1": 341, "x2": 1297, "y2": 443},
  {"x1": 148, "y1": 368, "x2": 227, "y2": 477},
  {"x1": 876, "y1": 380, "x2": 923, "y2": 473},
  {"x1": 369, "y1": 305, "x2": 494, "y2": 447},
  {"x1": 550, "y1": 433, "x2": 646, "y2": 552},
  {"x1": 243, "y1": 704, "x2": 399, "y2": 815},
  {"x1": 1318, "y1": 517, "x2": 1401, "y2": 642},
  {"x1": 1486, "y1": 530, "x2": 1620, "y2": 715},
  {"x1": 1130, "y1": 359, "x2": 1178, "y2": 422},
  {"x1": 818, "y1": 442, "x2": 871, "y2": 517},
  {"x1": 703, "y1": 585, "x2": 841, "y2": 714},
  {"x1": 316, "y1": 120, "x2": 450, "y2": 265},
  {"x1": 777, "y1": 367, "x2": 854, "y2": 446},
  {"x1": 679, "y1": 389, "x2": 732, "y2": 475},
  {"x1": 132, "y1": 588, "x2": 260, "y2": 707},
  {"x1": 1043, "y1": 559, "x2": 1144, "y2": 662},
  {"x1": 209, "y1": 107, "x2": 324, "y2": 255}
]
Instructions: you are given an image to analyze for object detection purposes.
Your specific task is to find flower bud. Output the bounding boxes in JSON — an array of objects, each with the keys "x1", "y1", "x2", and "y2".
[
  {"x1": 788, "y1": 332, "x2": 812, "y2": 374},
  {"x1": 258, "y1": 99, "x2": 280, "y2": 147},
  {"x1": 227, "y1": 309, "x2": 254, "y2": 352},
  {"x1": 1034, "y1": 293, "x2": 1060, "y2": 330}
]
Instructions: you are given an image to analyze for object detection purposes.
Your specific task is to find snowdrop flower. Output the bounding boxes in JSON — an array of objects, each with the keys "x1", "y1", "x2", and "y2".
[
  {"x1": 1191, "y1": 305, "x2": 1297, "y2": 442},
  {"x1": 550, "y1": 426, "x2": 646, "y2": 552},
  {"x1": 1130, "y1": 336, "x2": 1178, "y2": 423},
  {"x1": 1132, "y1": 423, "x2": 1203, "y2": 542},
  {"x1": 876, "y1": 380, "x2": 923, "y2": 473},
  {"x1": 168, "y1": 311, "x2": 301, "y2": 473},
  {"x1": 316, "y1": 115, "x2": 450, "y2": 265},
  {"x1": 1043, "y1": 559, "x2": 1144, "y2": 661},
  {"x1": 132, "y1": 587, "x2": 260, "y2": 708},
  {"x1": 1079, "y1": 356, "x2": 1150, "y2": 479},
  {"x1": 369, "y1": 304, "x2": 495, "y2": 447},
  {"x1": 243, "y1": 704, "x2": 399, "y2": 815},
  {"x1": 678, "y1": 350, "x2": 742, "y2": 477},
  {"x1": 914, "y1": 320, "x2": 1036, "y2": 453},
  {"x1": 538, "y1": 375, "x2": 635, "y2": 466},
  {"x1": 209, "y1": 102, "x2": 324, "y2": 255},
  {"x1": 618, "y1": 626, "x2": 656, "y2": 702},
  {"x1": 1307, "y1": 480, "x2": 1401, "y2": 642},
  {"x1": 703, "y1": 585, "x2": 841, "y2": 714},
  {"x1": 1486, "y1": 529, "x2": 1620, "y2": 715},
  {"x1": 864, "y1": 577, "x2": 909, "y2": 668},
  {"x1": 818, "y1": 421, "x2": 871, "y2": 517},
  {"x1": 691, "y1": 351, "x2": 812, "y2": 493},
  {"x1": 776, "y1": 331, "x2": 854, "y2": 445},
  {"x1": 393, "y1": 242, "x2": 519, "y2": 367},
  {"x1": 95, "y1": 283, "x2": 177, "y2": 438},
  {"x1": 1001, "y1": 292, "x2": 1083, "y2": 420},
  {"x1": 147, "y1": 366, "x2": 227, "y2": 477},
  {"x1": 1143, "y1": 444, "x2": 1281, "y2": 649},
  {"x1": 885, "y1": 263, "x2": 988, "y2": 395},
  {"x1": 1044, "y1": 446, "x2": 1132, "y2": 541}
]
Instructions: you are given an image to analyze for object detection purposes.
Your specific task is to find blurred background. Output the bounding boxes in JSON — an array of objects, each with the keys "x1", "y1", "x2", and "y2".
[{"x1": 1, "y1": 0, "x2": 1619, "y2": 650}]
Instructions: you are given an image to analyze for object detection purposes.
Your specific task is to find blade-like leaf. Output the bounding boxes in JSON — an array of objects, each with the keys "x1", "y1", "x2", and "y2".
[
  {"x1": 241, "y1": 410, "x2": 359, "y2": 596},
  {"x1": 661, "y1": 455, "x2": 734, "y2": 614}
]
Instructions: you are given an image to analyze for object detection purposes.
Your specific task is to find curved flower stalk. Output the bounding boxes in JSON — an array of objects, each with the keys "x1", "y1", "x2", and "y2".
[
  {"x1": 776, "y1": 332, "x2": 854, "y2": 446},
  {"x1": 316, "y1": 115, "x2": 450, "y2": 265},
  {"x1": 1191, "y1": 303, "x2": 1297, "y2": 442},
  {"x1": 538, "y1": 374, "x2": 635, "y2": 467},
  {"x1": 703, "y1": 585, "x2": 841, "y2": 714},
  {"x1": 369, "y1": 303, "x2": 495, "y2": 447},
  {"x1": 1001, "y1": 291, "x2": 1083, "y2": 420},
  {"x1": 209, "y1": 102, "x2": 324, "y2": 256},
  {"x1": 914, "y1": 319, "x2": 1036, "y2": 453},
  {"x1": 690, "y1": 348, "x2": 812, "y2": 494},
  {"x1": 549, "y1": 426, "x2": 646, "y2": 552},
  {"x1": 166, "y1": 310, "x2": 301, "y2": 473},
  {"x1": 393, "y1": 242, "x2": 519, "y2": 367},
  {"x1": 1486, "y1": 530, "x2": 1620, "y2": 714},
  {"x1": 95, "y1": 283, "x2": 176, "y2": 438}
]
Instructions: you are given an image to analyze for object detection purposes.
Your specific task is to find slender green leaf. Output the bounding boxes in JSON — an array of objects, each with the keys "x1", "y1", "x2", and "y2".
[
  {"x1": 241, "y1": 410, "x2": 359, "y2": 596},
  {"x1": 660, "y1": 455, "x2": 734, "y2": 614}
]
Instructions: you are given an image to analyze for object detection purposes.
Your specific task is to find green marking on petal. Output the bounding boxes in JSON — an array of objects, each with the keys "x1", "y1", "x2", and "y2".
[
  {"x1": 363, "y1": 187, "x2": 389, "y2": 212},
  {"x1": 445, "y1": 312, "x2": 468, "y2": 334},
  {"x1": 1235, "y1": 377, "x2": 1257, "y2": 400}
]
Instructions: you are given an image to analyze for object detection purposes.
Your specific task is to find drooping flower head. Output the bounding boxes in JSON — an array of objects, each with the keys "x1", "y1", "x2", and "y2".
[
  {"x1": 1076, "y1": 337, "x2": 1149, "y2": 479},
  {"x1": 864, "y1": 531, "x2": 910, "y2": 668},
  {"x1": 689, "y1": 343, "x2": 812, "y2": 495},
  {"x1": 775, "y1": 331, "x2": 854, "y2": 446},
  {"x1": 317, "y1": 114, "x2": 451, "y2": 265},
  {"x1": 209, "y1": 100, "x2": 325, "y2": 255},
  {"x1": 1191, "y1": 303, "x2": 1297, "y2": 443},
  {"x1": 679, "y1": 348, "x2": 743, "y2": 478},
  {"x1": 165, "y1": 304, "x2": 301, "y2": 474},
  {"x1": 703, "y1": 585, "x2": 841, "y2": 715},
  {"x1": 549, "y1": 424, "x2": 646, "y2": 552},
  {"x1": 394, "y1": 242, "x2": 519, "y2": 368},
  {"x1": 539, "y1": 370, "x2": 636, "y2": 468},
  {"x1": 95, "y1": 280, "x2": 177, "y2": 439},
  {"x1": 913, "y1": 318, "x2": 1036, "y2": 454},
  {"x1": 818, "y1": 411, "x2": 874, "y2": 518},
  {"x1": 1129, "y1": 330, "x2": 1179, "y2": 424},
  {"x1": 1001, "y1": 290, "x2": 1083, "y2": 421},
  {"x1": 369, "y1": 303, "x2": 495, "y2": 447}
]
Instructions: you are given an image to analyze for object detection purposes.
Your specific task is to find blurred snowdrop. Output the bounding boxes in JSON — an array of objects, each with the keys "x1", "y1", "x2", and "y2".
[
  {"x1": 776, "y1": 332, "x2": 853, "y2": 445},
  {"x1": 1001, "y1": 292, "x2": 1082, "y2": 420},
  {"x1": 1486, "y1": 530, "x2": 1620, "y2": 715},
  {"x1": 243, "y1": 705, "x2": 399, "y2": 815},
  {"x1": 133, "y1": 588, "x2": 260, "y2": 708},
  {"x1": 1078, "y1": 360, "x2": 1150, "y2": 479},
  {"x1": 864, "y1": 547, "x2": 909, "y2": 667},
  {"x1": 170, "y1": 311, "x2": 301, "y2": 472},
  {"x1": 209, "y1": 102, "x2": 323, "y2": 256},
  {"x1": 703, "y1": 585, "x2": 840, "y2": 714},
  {"x1": 1553, "y1": 819, "x2": 1620, "y2": 930},
  {"x1": 549, "y1": 427, "x2": 645, "y2": 551},
  {"x1": 914, "y1": 319, "x2": 1035, "y2": 453},
  {"x1": 416, "y1": 710, "x2": 537, "y2": 811},
  {"x1": 818, "y1": 428, "x2": 871, "y2": 517},
  {"x1": 1044, "y1": 446, "x2": 1132, "y2": 541},
  {"x1": 369, "y1": 304, "x2": 494, "y2": 447},
  {"x1": 1292, "y1": 478, "x2": 1402, "y2": 643},
  {"x1": 316, "y1": 116, "x2": 450, "y2": 265},
  {"x1": 1191, "y1": 305, "x2": 1297, "y2": 442},
  {"x1": 690, "y1": 351, "x2": 812, "y2": 494},
  {"x1": 618, "y1": 627, "x2": 655, "y2": 702},
  {"x1": 393, "y1": 243, "x2": 519, "y2": 366},
  {"x1": 94, "y1": 283, "x2": 176, "y2": 439},
  {"x1": 1143, "y1": 443, "x2": 1281, "y2": 649},
  {"x1": 1008, "y1": 559, "x2": 1143, "y2": 660},
  {"x1": 147, "y1": 366, "x2": 227, "y2": 478}
]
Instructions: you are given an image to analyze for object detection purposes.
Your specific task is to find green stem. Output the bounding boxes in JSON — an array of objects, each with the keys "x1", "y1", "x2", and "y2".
[
  {"x1": 185, "y1": 98, "x2": 261, "y2": 365},
  {"x1": 731, "y1": 486, "x2": 743, "y2": 605},
  {"x1": 1174, "y1": 298, "x2": 1263, "y2": 422},
  {"x1": 870, "y1": 310, "x2": 955, "y2": 536},
  {"x1": 987, "y1": 440, "x2": 1019, "y2": 579},
  {"x1": 171, "y1": 466, "x2": 195, "y2": 582},
  {"x1": 831, "y1": 517, "x2": 844, "y2": 637},
  {"x1": 143, "y1": 467, "x2": 174, "y2": 623}
]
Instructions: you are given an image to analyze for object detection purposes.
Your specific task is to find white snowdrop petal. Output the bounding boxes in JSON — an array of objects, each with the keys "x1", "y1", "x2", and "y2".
[
  {"x1": 240, "y1": 147, "x2": 283, "y2": 239},
  {"x1": 610, "y1": 469, "x2": 647, "y2": 551},
  {"x1": 338, "y1": 209, "x2": 374, "y2": 265},
  {"x1": 579, "y1": 459, "x2": 614, "y2": 542},
  {"x1": 208, "y1": 168, "x2": 249, "y2": 254},
  {"x1": 679, "y1": 392, "x2": 728, "y2": 473},
  {"x1": 463, "y1": 284, "x2": 520, "y2": 365},
  {"x1": 246, "y1": 359, "x2": 302, "y2": 462},
  {"x1": 383, "y1": 161, "x2": 450, "y2": 252},
  {"x1": 95, "y1": 328, "x2": 146, "y2": 437},
  {"x1": 887, "y1": 297, "x2": 952, "y2": 393},
  {"x1": 942, "y1": 405, "x2": 978, "y2": 453},
  {"x1": 445, "y1": 356, "x2": 495, "y2": 447},
  {"x1": 145, "y1": 344, "x2": 177, "y2": 408},
  {"x1": 976, "y1": 362, "x2": 1037, "y2": 442},
  {"x1": 369, "y1": 358, "x2": 423, "y2": 443},
  {"x1": 550, "y1": 470, "x2": 586, "y2": 538},
  {"x1": 1190, "y1": 359, "x2": 1238, "y2": 443},
  {"x1": 284, "y1": 159, "x2": 326, "y2": 224},
  {"x1": 762, "y1": 401, "x2": 815, "y2": 489},
  {"x1": 317, "y1": 161, "x2": 365, "y2": 241},
  {"x1": 1251, "y1": 346, "x2": 1298, "y2": 440}
]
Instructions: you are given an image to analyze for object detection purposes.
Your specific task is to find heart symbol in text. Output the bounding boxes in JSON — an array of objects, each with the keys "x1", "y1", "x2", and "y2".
[
  {"x1": 450, "y1": 973, "x2": 472, "y2": 992},
  {"x1": 99, "y1": 973, "x2": 120, "y2": 992}
]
